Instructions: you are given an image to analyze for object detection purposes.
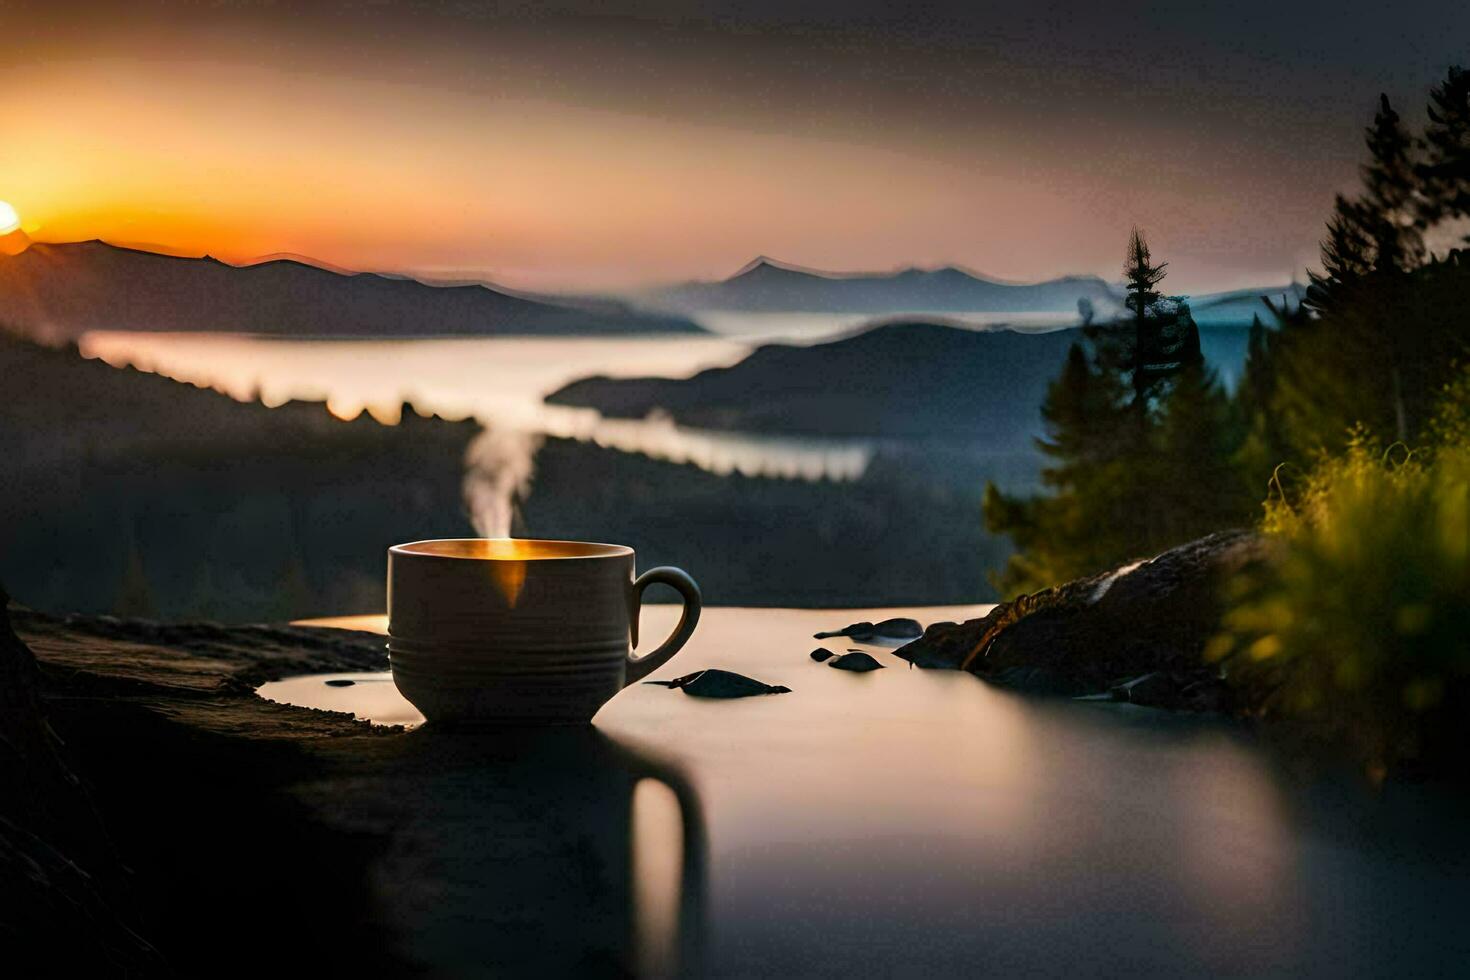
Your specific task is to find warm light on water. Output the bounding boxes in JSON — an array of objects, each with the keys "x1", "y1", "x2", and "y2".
[
  {"x1": 632, "y1": 776, "x2": 686, "y2": 978},
  {"x1": 77, "y1": 331, "x2": 875, "y2": 482},
  {"x1": 261, "y1": 605, "x2": 1470, "y2": 975}
]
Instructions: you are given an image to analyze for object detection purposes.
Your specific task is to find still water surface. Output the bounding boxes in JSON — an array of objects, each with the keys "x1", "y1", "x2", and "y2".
[
  {"x1": 77, "y1": 311, "x2": 1252, "y2": 484},
  {"x1": 261, "y1": 606, "x2": 1470, "y2": 977},
  {"x1": 78, "y1": 330, "x2": 875, "y2": 480}
]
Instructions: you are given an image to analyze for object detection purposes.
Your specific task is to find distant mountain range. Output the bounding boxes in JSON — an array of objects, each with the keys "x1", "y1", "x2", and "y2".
[
  {"x1": 0, "y1": 241, "x2": 1309, "y2": 342},
  {"x1": 638, "y1": 256, "x2": 1309, "y2": 327},
  {"x1": 642, "y1": 256, "x2": 1122, "y2": 315},
  {"x1": 0, "y1": 241, "x2": 704, "y2": 342}
]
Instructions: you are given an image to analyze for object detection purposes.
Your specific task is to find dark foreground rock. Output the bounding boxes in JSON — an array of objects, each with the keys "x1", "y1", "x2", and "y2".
[
  {"x1": 2, "y1": 599, "x2": 705, "y2": 977},
  {"x1": 895, "y1": 531, "x2": 1270, "y2": 710},
  {"x1": 2, "y1": 599, "x2": 396, "y2": 977},
  {"x1": 1, "y1": 590, "x2": 166, "y2": 975}
]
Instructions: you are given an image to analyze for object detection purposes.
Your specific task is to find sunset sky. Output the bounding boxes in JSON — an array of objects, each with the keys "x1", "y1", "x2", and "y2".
[{"x1": 2, "y1": 1, "x2": 1467, "y2": 292}]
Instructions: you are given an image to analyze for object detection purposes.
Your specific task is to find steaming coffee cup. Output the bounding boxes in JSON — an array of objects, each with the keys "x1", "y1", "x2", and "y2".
[{"x1": 387, "y1": 538, "x2": 701, "y2": 725}]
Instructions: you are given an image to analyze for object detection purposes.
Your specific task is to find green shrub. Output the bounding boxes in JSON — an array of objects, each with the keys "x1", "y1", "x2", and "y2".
[{"x1": 1208, "y1": 421, "x2": 1470, "y2": 775}]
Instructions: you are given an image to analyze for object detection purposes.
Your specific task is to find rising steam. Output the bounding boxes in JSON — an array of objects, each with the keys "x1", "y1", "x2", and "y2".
[{"x1": 462, "y1": 426, "x2": 544, "y2": 537}]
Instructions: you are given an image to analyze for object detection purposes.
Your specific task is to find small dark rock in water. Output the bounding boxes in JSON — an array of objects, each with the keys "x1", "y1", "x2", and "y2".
[
  {"x1": 324, "y1": 679, "x2": 356, "y2": 687},
  {"x1": 644, "y1": 669, "x2": 791, "y2": 698},
  {"x1": 809, "y1": 649, "x2": 834, "y2": 662},
  {"x1": 827, "y1": 651, "x2": 885, "y2": 672},
  {"x1": 813, "y1": 618, "x2": 922, "y2": 644}
]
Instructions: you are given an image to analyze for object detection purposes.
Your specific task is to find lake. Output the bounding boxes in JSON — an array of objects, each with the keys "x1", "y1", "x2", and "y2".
[
  {"x1": 77, "y1": 328, "x2": 877, "y2": 481},
  {"x1": 77, "y1": 311, "x2": 1254, "y2": 480},
  {"x1": 259, "y1": 606, "x2": 1470, "y2": 977}
]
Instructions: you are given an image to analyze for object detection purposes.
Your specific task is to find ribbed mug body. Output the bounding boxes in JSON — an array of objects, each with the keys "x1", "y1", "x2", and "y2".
[{"x1": 388, "y1": 539, "x2": 636, "y2": 725}]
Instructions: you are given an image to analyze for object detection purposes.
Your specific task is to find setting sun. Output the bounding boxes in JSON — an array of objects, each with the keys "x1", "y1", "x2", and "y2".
[{"x1": 0, "y1": 200, "x2": 19, "y2": 233}]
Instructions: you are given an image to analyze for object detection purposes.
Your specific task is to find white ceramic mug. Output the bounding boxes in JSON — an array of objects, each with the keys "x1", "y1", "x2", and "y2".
[{"x1": 387, "y1": 538, "x2": 701, "y2": 725}]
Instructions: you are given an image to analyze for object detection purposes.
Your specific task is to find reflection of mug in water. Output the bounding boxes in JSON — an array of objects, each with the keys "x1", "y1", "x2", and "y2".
[
  {"x1": 362, "y1": 726, "x2": 706, "y2": 977},
  {"x1": 387, "y1": 538, "x2": 702, "y2": 725}
]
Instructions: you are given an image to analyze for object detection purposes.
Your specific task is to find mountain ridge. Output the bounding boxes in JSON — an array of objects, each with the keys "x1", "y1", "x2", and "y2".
[
  {"x1": 0, "y1": 240, "x2": 705, "y2": 341},
  {"x1": 644, "y1": 255, "x2": 1122, "y2": 315},
  {"x1": 724, "y1": 255, "x2": 1107, "y2": 286}
]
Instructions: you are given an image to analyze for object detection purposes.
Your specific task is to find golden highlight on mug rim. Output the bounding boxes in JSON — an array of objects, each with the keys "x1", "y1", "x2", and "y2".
[{"x1": 390, "y1": 537, "x2": 634, "y2": 562}]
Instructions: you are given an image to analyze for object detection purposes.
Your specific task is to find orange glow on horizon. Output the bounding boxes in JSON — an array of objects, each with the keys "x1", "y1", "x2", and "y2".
[
  {"x1": 2, "y1": 53, "x2": 1312, "y2": 294},
  {"x1": 0, "y1": 24, "x2": 1330, "y2": 295}
]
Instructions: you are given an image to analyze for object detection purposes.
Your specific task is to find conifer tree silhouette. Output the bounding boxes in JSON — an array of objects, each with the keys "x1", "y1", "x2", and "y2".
[
  {"x1": 985, "y1": 231, "x2": 1227, "y2": 594},
  {"x1": 1310, "y1": 94, "x2": 1424, "y2": 312},
  {"x1": 1122, "y1": 228, "x2": 1168, "y2": 418},
  {"x1": 1418, "y1": 65, "x2": 1470, "y2": 236}
]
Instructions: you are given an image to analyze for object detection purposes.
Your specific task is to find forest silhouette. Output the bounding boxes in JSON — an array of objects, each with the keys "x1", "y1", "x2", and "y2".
[{"x1": 986, "y1": 65, "x2": 1470, "y2": 773}]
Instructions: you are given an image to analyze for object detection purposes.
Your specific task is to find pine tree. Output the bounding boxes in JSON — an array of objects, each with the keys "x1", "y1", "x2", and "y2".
[
  {"x1": 1360, "y1": 93, "x2": 1423, "y2": 272},
  {"x1": 984, "y1": 233, "x2": 1235, "y2": 595},
  {"x1": 1241, "y1": 314, "x2": 1277, "y2": 412},
  {"x1": 1094, "y1": 229, "x2": 1203, "y2": 416},
  {"x1": 1123, "y1": 227, "x2": 1167, "y2": 315},
  {"x1": 1036, "y1": 343, "x2": 1132, "y2": 477},
  {"x1": 1313, "y1": 195, "x2": 1377, "y2": 311},
  {"x1": 1122, "y1": 227, "x2": 1169, "y2": 415},
  {"x1": 985, "y1": 342, "x2": 1137, "y2": 593},
  {"x1": 1154, "y1": 361, "x2": 1249, "y2": 538},
  {"x1": 1302, "y1": 94, "x2": 1431, "y2": 441},
  {"x1": 1234, "y1": 310, "x2": 1294, "y2": 489},
  {"x1": 1309, "y1": 93, "x2": 1425, "y2": 313},
  {"x1": 1418, "y1": 65, "x2": 1470, "y2": 237}
]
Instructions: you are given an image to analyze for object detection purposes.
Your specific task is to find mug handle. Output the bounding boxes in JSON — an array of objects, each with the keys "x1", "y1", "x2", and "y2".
[{"x1": 626, "y1": 567, "x2": 702, "y2": 685}]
